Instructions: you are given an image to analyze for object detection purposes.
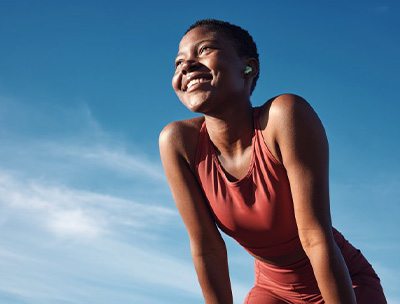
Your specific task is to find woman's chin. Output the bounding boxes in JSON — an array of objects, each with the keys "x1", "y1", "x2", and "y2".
[{"x1": 182, "y1": 92, "x2": 212, "y2": 113}]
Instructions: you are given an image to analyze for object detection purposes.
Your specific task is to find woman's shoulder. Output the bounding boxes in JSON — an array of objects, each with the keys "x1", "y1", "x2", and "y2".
[
  {"x1": 159, "y1": 116, "x2": 205, "y2": 165},
  {"x1": 159, "y1": 116, "x2": 204, "y2": 144},
  {"x1": 256, "y1": 93, "x2": 319, "y2": 163},
  {"x1": 257, "y1": 93, "x2": 318, "y2": 131},
  {"x1": 258, "y1": 93, "x2": 311, "y2": 120}
]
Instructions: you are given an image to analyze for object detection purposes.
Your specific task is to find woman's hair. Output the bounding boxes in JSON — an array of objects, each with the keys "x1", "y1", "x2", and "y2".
[{"x1": 185, "y1": 19, "x2": 260, "y2": 94}]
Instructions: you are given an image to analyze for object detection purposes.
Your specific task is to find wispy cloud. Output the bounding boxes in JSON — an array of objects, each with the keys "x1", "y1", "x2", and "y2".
[
  {"x1": 0, "y1": 98, "x2": 206, "y2": 303},
  {"x1": 0, "y1": 97, "x2": 165, "y2": 184},
  {"x1": 49, "y1": 143, "x2": 165, "y2": 182},
  {"x1": 0, "y1": 171, "x2": 176, "y2": 239},
  {"x1": 0, "y1": 175, "x2": 199, "y2": 302}
]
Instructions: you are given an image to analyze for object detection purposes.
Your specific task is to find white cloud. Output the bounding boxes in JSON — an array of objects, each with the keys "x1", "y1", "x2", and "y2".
[
  {"x1": 47, "y1": 209, "x2": 102, "y2": 238},
  {"x1": 48, "y1": 143, "x2": 165, "y2": 182},
  {"x1": 0, "y1": 98, "x2": 202, "y2": 303},
  {"x1": 0, "y1": 171, "x2": 176, "y2": 239},
  {"x1": 0, "y1": 97, "x2": 165, "y2": 184},
  {"x1": 0, "y1": 161, "x2": 200, "y2": 303},
  {"x1": 0, "y1": 175, "x2": 199, "y2": 302}
]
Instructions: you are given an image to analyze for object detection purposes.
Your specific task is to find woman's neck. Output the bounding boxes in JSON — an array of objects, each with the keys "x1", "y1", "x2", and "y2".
[{"x1": 204, "y1": 101, "x2": 254, "y2": 158}]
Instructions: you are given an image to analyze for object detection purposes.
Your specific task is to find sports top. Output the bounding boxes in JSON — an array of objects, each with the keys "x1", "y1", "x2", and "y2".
[{"x1": 194, "y1": 107, "x2": 335, "y2": 258}]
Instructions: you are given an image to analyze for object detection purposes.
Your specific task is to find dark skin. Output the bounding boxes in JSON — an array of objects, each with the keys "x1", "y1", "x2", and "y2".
[{"x1": 160, "y1": 26, "x2": 357, "y2": 304}]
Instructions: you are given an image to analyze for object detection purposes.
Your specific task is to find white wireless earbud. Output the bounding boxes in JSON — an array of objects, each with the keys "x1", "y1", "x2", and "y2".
[{"x1": 244, "y1": 66, "x2": 252, "y2": 74}]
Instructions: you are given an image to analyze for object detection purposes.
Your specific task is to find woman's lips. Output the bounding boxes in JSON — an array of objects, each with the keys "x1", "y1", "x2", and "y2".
[
  {"x1": 182, "y1": 73, "x2": 212, "y2": 91},
  {"x1": 185, "y1": 78, "x2": 211, "y2": 92}
]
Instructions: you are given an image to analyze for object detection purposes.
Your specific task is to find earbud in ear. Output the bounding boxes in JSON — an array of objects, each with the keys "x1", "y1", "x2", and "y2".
[{"x1": 244, "y1": 66, "x2": 252, "y2": 74}]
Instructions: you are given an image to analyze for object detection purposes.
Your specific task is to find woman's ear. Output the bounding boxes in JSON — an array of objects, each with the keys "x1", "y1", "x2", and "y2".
[
  {"x1": 243, "y1": 58, "x2": 259, "y2": 78},
  {"x1": 244, "y1": 66, "x2": 253, "y2": 74}
]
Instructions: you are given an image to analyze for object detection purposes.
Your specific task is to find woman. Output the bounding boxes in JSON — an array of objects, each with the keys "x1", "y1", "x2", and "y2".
[{"x1": 159, "y1": 19, "x2": 386, "y2": 303}]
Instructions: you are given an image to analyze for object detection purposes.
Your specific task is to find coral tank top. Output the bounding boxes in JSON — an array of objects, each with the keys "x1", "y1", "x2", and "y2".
[{"x1": 194, "y1": 107, "x2": 303, "y2": 258}]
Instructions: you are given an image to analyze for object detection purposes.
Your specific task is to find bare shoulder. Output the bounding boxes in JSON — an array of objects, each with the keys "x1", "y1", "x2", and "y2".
[
  {"x1": 258, "y1": 93, "x2": 316, "y2": 123},
  {"x1": 159, "y1": 116, "x2": 204, "y2": 165},
  {"x1": 257, "y1": 94, "x2": 324, "y2": 163}
]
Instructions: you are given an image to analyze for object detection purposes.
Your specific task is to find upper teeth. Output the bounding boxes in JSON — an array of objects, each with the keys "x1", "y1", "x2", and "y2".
[{"x1": 186, "y1": 78, "x2": 209, "y2": 90}]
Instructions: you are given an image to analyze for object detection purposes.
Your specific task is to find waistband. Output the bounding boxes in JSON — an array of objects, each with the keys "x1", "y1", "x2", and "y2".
[
  {"x1": 255, "y1": 255, "x2": 316, "y2": 286},
  {"x1": 253, "y1": 229, "x2": 360, "y2": 284},
  {"x1": 242, "y1": 235, "x2": 303, "y2": 258}
]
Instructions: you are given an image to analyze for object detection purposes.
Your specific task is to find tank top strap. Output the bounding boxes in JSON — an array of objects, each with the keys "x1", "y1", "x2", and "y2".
[
  {"x1": 252, "y1": 106, "x2": 264, "y2": 145},
  {"x1": 252, "y1": 106, "x2": 283, "y2": 166},
  {"x1": 199, "y1": 118, "x2": 208, "y2": 143},
  {"x1": 193, "y1": 119, "x2": 209, "y2": 171},
  {"x1": 252, "y1": 106, "x2": 262, "y2": 130}
]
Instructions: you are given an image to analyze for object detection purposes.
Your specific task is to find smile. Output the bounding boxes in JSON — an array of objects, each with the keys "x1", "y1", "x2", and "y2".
[
  {"x1": 182, "y1": 73, "x2": 213, "y2": 92},
  {"x1": 187, "y1": 78, "x2": 210, "y2": 90}
]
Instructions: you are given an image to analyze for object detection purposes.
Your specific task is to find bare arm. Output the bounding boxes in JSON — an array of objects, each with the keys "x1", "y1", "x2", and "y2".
[
  {"x1": 268, "y1": 94, "x2": 356, "y2": 304},
  {"x1": 159, "y1": 121, "x2": 233, "y2": 304}
]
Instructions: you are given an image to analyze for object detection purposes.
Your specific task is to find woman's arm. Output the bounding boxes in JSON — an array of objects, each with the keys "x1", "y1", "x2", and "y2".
[
  {"x1": 159, "y1": 121, "x2": 233, "y2": 304},
  {"x1": 268, "y1": 94, "x2": 356, "y2": 304}
]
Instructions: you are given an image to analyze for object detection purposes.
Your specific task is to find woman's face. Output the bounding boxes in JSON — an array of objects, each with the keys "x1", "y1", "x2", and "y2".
[{"x1": 172, "y1": 26, "x2": 247, "y2": 114}]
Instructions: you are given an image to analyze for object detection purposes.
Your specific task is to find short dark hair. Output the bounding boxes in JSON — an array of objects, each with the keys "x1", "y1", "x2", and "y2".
[{"x1": 185, "y1": 19, "x2": 259, "y2": 94}]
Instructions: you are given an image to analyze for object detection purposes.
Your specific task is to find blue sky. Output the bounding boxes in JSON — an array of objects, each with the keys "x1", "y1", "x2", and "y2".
[{"x1": 0, "y1": 1, "x2": 398, "y2": 303}]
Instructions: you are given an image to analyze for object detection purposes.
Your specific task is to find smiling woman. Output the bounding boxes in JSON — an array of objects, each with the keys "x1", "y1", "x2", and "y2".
[
  {"x1": 160, "y1": 19, "x2": 387, "y2": 304},
  {"x1": 172, "y1": 21, "x2": 258, "y2": 115}
]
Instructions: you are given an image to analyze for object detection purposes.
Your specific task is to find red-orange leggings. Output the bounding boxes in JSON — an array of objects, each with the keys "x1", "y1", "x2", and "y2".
[{"x1": 244, "y1": 235, "x2": 387, "y2": 303}]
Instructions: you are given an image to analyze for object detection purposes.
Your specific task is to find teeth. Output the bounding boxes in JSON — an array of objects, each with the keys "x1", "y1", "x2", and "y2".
[{"x1": 186, "y1": 78, "x2": 209, "y2": 90}]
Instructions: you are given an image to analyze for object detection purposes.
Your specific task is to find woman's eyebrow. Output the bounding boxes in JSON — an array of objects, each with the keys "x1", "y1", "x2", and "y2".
[{"x1": 176, "y1": 39, "x2": 219, "y2": 58}]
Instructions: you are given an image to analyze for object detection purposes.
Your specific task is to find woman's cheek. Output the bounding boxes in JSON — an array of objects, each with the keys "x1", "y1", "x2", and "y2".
[{"x1": 171, "y1": 74, "x2": 181, "y2": 93}]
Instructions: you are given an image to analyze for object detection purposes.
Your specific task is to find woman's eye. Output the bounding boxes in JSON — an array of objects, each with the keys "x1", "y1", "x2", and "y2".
[
  {"x1": 175, "y1": 60, "x2": 183, "y2": 68},
  {"x1": 199, "y1": 46, "x2": 212, "y2": 55}
]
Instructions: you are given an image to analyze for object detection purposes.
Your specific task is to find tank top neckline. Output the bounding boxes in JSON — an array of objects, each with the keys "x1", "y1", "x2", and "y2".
[{"x1": 202, "y1": 107, "x2": 261, "y2": 187}]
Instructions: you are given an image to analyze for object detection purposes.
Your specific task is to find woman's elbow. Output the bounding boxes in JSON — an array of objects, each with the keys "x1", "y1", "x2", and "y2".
[
  {"x1": 190, "y1": 237, "x2": 227, "y2": 258},
  {"x1": 298, "y1": 228, "x2": 336, "y2": 257}
]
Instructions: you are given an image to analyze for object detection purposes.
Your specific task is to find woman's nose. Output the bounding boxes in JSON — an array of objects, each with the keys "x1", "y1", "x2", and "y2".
[{"x1": 181, "y1": 59, "x2": 199, "y2": 75}]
